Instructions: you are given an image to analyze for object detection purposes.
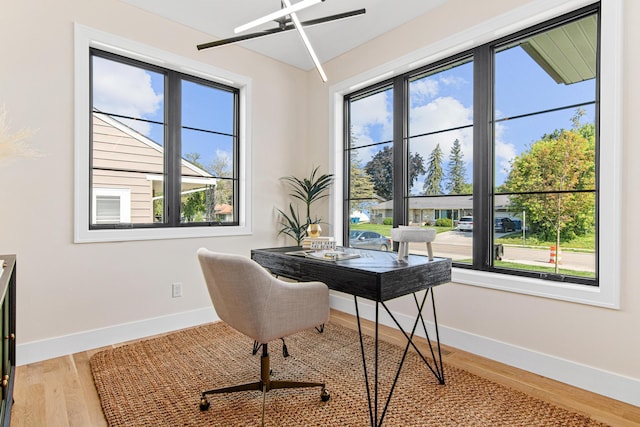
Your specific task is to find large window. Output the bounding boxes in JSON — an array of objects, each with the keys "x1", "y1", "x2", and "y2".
[
  {"x1": 344, "y1": 5, "x2": 599, "y2": 287},
  {"x1": 90, "y1": 50, "x2": 239, "y2": 229}
]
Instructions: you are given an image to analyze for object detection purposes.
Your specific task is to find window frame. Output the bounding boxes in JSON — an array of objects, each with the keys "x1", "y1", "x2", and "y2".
[
  {"x1": 331, "y1": 0, "x2": 621, "y2": 308},
  {"x1": 74, "y1": 24, "x2": 253, "y2": 243}
]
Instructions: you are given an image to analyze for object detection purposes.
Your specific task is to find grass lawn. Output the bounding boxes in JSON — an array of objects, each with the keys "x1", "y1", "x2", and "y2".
[
  {"x1": 494, "y1": 261, "x2": 595, "y2": 278},
  {"x1": 350, "y1": 223, "x2": 452, "y2": 235}
]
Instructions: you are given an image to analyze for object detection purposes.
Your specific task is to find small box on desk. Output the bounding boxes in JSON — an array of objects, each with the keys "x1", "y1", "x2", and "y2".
[{"x1": 302, "y1": 237, "x2": 336, "y2": 250}]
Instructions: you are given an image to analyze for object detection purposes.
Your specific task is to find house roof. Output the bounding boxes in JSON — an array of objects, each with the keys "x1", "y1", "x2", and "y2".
[
  {"x1": 93, "y1": 111, "x2": 215, "y2": 180},
  {"x1": 520, "y1": 14, "x2": 597, "y2": 85},
  {"x1": 371, "y1": 194, "x2": 511, "y2": 210}
]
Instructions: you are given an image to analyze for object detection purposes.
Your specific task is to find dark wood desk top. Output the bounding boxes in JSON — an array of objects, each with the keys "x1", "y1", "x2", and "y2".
[{"x1": 251, "y1": 247, "x2": 451, "y2": 302}]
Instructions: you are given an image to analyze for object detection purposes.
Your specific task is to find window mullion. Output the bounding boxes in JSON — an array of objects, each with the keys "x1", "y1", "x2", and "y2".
[
  {"x1": 343, "y1": 96, "x2": 352, "y2": 245},
  {"x1": 166, "y1": 71, "x2": 182, "y2": 227},
  {"x1": 472, "y1": 45, "x2": 492, "y2": 268},
  {"x1": 392, "y1": 76, "x2": 406, "y2": 232}
]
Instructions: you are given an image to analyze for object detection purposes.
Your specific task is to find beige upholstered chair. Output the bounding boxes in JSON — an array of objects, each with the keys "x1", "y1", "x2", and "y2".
[{"x1": 196, "y1": 248, "x2": 331, "y2": 419}]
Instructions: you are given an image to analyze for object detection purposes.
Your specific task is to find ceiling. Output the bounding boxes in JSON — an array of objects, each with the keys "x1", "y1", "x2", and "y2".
[{"x1": 121, "y1": 0, "x2": 448, "y2": 71}]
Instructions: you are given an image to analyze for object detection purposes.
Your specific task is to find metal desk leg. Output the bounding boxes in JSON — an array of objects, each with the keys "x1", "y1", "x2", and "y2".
[
  {"x1": 383, "y1": 288, "x2": 445, "y2": 384},
  {"x1": 354, "y1": 289, "x2": 444, "y2": 427},
  {"x1": 354, "y1": 296, "x2": 375, "y2": 426}
]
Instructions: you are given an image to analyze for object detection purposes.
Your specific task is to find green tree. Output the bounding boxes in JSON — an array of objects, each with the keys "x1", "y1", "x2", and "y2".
[
  {"x1": 502, "y1": 115, "x2": 595, "y2": 273},
  {"x1": 423, "y1": 144, "x2": 444, "y2": 195},
  {"x1": 207, "y1": 156, "x2": 233, "y2": 221},
  {"x1": 364, "y1": 147, "x2": 394, "y2": 200},
  {"x1": 445, "y1": 139, "x2": 470, "y2": 194},
  {"x1": 181, "y1": 153, "x2": 230, "y2": 222},
  {"x1": 181, "y1": 153, "x2": 207, "y2": 222},
  {"x1": 349, "y1": 153, "x2": 376, "y2": 214},
  {"x1": 364, "y1": 146, "x2": 425, "y2": 200}
]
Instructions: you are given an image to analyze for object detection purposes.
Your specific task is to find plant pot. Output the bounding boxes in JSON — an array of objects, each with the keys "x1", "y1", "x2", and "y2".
[{"x1": 308, "y1": 223, "x2": 322, "y2": 238}]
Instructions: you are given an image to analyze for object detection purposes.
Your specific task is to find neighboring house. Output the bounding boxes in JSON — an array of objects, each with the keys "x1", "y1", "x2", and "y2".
[
  {"x1": 349, "y1": 210, "x2": 370, "y2": 223},
  {"x1": 213, "y1": 203, "x2": 234, "y2": 222},
  {"x1": 369, "y1": 194, "x2": 512, "y2": 225},
  {"x1": 92, "y1": 111, "x2": 217, "y2": 224}
]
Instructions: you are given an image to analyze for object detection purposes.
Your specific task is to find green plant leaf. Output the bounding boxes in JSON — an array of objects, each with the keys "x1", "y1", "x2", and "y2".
[{"x1": 277, "y1": 166, "x2": 334, "y2": 245}]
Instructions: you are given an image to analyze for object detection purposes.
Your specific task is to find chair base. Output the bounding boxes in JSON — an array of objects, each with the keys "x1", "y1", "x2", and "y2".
[{"x1": 199, "y1": 343, "x2": 330, "y2": 412}]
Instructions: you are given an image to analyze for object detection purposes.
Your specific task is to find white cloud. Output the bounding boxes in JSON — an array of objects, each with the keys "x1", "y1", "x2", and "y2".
[
  {"x1": 410, "y1": 97, "x2": 472, "y2": 156},
  {"x1": 410, "y1": 78, "x2": 439, "y2": 102},
  {"x1": 439, "y1": 75, "x2": 466, "y2": 87},
  {"x1": 92, "y1": 57, "x2": 163, "y2": 136},
  {"x1": 410, "y1": 96, "x2": 471, "y2": 135},
  {"x1": 350, "y1": 90, "x2": 393, "y2": 145},
  {"x1": 494, "y1": 122, "x2": 517, "y2": 180}
]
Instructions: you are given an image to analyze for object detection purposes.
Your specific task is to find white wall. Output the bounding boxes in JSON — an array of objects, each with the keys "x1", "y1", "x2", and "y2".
[
  {"x1": 0, "y1": 0, "x2": 310, "y2": 353},
  {"x1": 1, "y1": 0, "x2": 638, "y2": 407}
]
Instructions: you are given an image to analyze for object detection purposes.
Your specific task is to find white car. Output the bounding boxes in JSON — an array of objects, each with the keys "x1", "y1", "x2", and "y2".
[{"x1": 458, "y1": 216, "x2": 473, "y2": 231}]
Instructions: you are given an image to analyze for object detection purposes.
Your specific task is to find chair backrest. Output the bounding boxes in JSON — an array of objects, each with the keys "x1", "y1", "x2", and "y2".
[
  {"x1": 197, "y1": 248, "x2": 330, "y2": 344},
  {"x1": 197, "y1": 249, "x2": 274, "y2": 338}
]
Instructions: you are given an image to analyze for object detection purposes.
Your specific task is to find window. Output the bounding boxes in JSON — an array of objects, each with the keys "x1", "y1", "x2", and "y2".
[
  {"x1": 344, "y1": 5, "x2": 604, "y2": 289},
  {"x1": 74, "y1": 24, "x2": 252, "y2": 242},
  {"x1": 90, "y1": 50, "x2": 238, "y2": 229},
  {"x1": 491, "y1": 12, "x2": 597, "y2": 282},
  {"x1": 407, "y1": 56, "x2": 474, "y2": 264}
]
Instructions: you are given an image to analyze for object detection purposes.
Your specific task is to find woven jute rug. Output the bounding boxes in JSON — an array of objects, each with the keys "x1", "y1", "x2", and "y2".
[{"x1": 90, "y1": 321, "x2": 608, "y2": 426}]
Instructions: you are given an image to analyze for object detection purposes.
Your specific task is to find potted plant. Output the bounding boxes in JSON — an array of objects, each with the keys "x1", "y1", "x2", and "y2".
[{"x1": 277, "y1": 166, "x2": 334, "y2": 246}]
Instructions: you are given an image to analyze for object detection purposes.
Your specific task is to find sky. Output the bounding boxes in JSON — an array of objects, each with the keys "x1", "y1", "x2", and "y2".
[
  {"x1": 350, "y1": 42, "x2": 596, "y2": 194},
  {"x1": 91, "y1": 17, "x2": 596, "y2": 190},
  {"x1": 92, "y1": 55, "x2": 235, "y2": 176}
]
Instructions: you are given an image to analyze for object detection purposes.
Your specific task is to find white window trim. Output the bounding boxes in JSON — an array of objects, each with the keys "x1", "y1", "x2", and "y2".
[
  {"x1": 73, "y1": 24, "x2": 252, "y2": 243},
  {"x1": 92, "y1": 187, "x2": 131, "y2": 224},
  {"x1": 329, "y1": 0, "x2": 621, "y2": 309}
]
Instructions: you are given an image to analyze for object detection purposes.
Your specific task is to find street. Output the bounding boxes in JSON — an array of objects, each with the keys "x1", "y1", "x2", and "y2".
[{"x1": 409, "y1": 230, "x2": 595, "y2": 273}]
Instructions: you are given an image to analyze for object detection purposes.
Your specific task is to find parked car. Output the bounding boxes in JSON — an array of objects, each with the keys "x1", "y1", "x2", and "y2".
[
  {"x1": 349, "y1": 230, "x2": 391, "y2": 251},
  {"x1": 457, "y1": 216, "x2": 473, "y2": 231},
  {"x1": 495, "y1": 217, "x2": 516, "y2": 233}
]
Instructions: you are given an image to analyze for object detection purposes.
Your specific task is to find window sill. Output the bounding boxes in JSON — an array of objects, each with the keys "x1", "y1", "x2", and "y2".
[
  {"x1": 451, "y1": 267, "x2": 619, "y2": 309},
  {"x1": 74, "y1": 224, "x2": 252, "y2": 243}
]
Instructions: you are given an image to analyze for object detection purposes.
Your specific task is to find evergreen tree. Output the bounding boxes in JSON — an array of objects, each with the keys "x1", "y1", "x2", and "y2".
[
  {"x1": 446, "y1": 139, "x2": 468, "y2": 194},
  {"x1": 350, "y1": 153, "x2": 376, "y2": 213},
  {"x1": 423, "y1": 144, "x2": 444, "y2": 195}
]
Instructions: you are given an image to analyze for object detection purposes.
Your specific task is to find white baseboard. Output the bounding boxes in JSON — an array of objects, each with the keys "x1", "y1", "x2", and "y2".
[
  {"x1": 18, "y1": 296, "x2": 640, "y2": 408},
  {"x1": 329, "y1": 292, "x2": 640, "y2": 407},
  {"x1": 17, "y1": 307, "x2": 218, "y2": 366}
]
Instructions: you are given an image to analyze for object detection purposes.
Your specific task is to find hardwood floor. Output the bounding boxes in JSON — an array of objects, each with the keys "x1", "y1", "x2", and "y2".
[{"x1": 11, "y1": 309, "x2": 640, "y2": 426}]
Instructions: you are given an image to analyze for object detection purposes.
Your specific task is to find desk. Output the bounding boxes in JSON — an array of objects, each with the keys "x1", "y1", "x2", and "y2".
[{"x1": 251, "y1": 247, "x2": 451, "y2": 426}]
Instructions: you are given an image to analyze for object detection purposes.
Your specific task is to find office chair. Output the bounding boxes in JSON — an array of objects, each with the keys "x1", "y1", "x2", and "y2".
[{"x1": 196, "y1": 248, "x2": 331, "y2": 421}]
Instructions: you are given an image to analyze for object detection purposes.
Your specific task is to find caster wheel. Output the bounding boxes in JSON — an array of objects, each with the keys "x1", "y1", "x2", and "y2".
[
  {"x1": 199, "y1": 397, "x2": 210, "y2": 411},
  {"x1": 320, "y1": 388, "x2": 330, "y2": 402}
]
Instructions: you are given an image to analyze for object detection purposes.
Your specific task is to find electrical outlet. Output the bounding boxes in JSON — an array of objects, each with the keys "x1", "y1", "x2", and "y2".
[{"x1": 172, "y1": 282, "x2": 183, "y2": 298}]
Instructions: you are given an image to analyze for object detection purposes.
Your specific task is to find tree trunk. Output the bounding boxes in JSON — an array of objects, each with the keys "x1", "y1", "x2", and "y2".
[{"x1": 555, "y1": 227, "x2": 561, "y2": 274}]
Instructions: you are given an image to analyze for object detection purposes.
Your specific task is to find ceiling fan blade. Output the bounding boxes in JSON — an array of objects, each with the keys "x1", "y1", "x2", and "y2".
[{"x1": 197, "y1": 8, "x2": 366, "y2": 51}]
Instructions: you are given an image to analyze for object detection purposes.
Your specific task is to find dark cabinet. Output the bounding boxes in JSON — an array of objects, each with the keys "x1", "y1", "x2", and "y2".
[{"x1": 0, "y1": 256, "x2": 16, "y2": 426}]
